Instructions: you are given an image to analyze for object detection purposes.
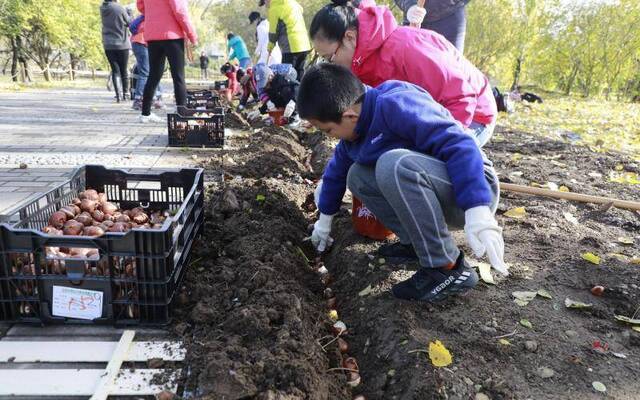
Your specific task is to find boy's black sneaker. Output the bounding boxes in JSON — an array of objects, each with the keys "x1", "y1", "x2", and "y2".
[
  {"x1": 377, "y1": 242, "x2": 419, "y2": 264},
  {"x1": 391, "y1": 252, "x2": 478, "y2": 302}
]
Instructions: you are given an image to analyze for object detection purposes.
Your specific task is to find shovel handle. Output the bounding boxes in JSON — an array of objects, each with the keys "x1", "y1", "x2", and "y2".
[{"x1": 500, "y1": 182, "x2": 640, "y2": 212}]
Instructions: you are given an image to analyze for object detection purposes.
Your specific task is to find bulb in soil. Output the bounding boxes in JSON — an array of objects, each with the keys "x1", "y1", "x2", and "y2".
[
  {"x1": 332, "y1": 320, "x2": 347, "y2": 336},
  {"x1": 353, "y1": 396, "x2": 366, "y2": 400},
  {"x1": 328, "y1": 309, "x2": 339, "y2": 321},
  {"x1": 326, "y1": 297, "x2": 337, "y2": 309},
  {"x1": 337, "y1": 337, "x2": 349, "y2": 353},
  {"x1": 324, "y1": 288, "x2": 334, "y2": 299},
  {"x1": 591, "y1": 286, "x2": 605, "y2": 296},
  {"x1": 317, "y1": 266, "x2": 329, "y2": 275},
  {"x1": 347, "y1": 372, "x2": 361, "y2": 387}
]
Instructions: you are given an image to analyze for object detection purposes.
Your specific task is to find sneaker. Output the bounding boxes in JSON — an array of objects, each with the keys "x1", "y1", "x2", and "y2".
[
  {"x1": 138, "y1": 113, "x2": 164, "y2": 123},
  {"x1": 377, "y1": 242, "x2": 418, "y2": 264},
  {"x1": 391, "y1": 252, "x2": 478, "y2": 302},
  {"x1": 131, "y1": 99, "x2": 142, "y2": 111}
]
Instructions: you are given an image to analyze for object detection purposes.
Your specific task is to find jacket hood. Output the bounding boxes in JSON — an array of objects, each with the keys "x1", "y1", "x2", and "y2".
[{"x1": 352, "y1": 2, "x2": 397, "y2": 69}]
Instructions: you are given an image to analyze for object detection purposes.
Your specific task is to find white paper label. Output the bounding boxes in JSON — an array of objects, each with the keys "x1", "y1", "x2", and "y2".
[{"x1": 52, "y1": 286, "x2": 103, "y2": 320}]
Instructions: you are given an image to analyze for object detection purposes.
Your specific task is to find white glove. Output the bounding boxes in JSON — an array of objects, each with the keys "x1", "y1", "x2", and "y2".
[
  {"x1": 312, "y1": 213, "x2": 334, "y2": 252},
  {"x1": 247, "y1": 110, "x2": 261, "y2": 121},
  {"x1": 407, "y1": 5, "x2": 427, "y2": 25},
  {"x1": 314, "y1": 179, "x2": 323, "y2": 207},
  {"x1": 283, "y1": 100, "x2": 296, "y2": 118},
  {"x1": 464, "y1": 206, "x2": 508, "y2": 275},
  {"x1": 267, "y1": 100, "x2": 276, "y2": 111}
]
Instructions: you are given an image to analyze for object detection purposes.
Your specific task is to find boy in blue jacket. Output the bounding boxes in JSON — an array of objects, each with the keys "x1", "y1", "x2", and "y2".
[{"x1": 298, "y1": 64, "x2": 507, "y2": 302}]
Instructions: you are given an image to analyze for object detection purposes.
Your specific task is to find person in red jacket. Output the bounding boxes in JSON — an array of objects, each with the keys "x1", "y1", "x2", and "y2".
[
  {"x1": 309, "y1": 0, "x2": 496, "y2": 147},
  {"x1": 136, "y1": 0, "x2": 198, "y2": 123}
]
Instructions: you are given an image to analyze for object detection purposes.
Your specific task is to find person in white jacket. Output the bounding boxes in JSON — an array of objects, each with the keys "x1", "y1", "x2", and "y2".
[{"x1": 249, "y1": 11, "x2": 281, "y2": 65}]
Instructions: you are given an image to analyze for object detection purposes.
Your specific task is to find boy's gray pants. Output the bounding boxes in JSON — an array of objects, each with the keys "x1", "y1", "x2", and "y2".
[{"x1": 347, "y1": 149, "x2": 500, "y2": 268}]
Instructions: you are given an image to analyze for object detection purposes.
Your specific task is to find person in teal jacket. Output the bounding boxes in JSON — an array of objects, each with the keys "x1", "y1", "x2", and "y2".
[{"x1": 227, "y1": 32, "x2": 252, "y2": 69}]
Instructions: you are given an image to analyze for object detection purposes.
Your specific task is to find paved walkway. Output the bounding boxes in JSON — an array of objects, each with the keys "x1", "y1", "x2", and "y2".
[{"x1": 0, "y1": 86, "x2": 214, "y2": 216}]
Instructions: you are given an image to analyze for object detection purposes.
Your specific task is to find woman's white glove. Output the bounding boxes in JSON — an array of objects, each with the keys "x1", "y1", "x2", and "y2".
[
  {"x1": 283, "y1": 100, "x2": 296, "y2": 118},
  {"x1": 464, "y1": 206, "x2": 508, "y2": 275},
  {"x1": 312, "y1": 213, "x2": 334, "y2": 252},
  {"x1": 267, "y1": 100, "x2": 276, "y2": 111},
  {"x1": 407, "y1": 5, "x2": 427, "y2": 26},
  {"x1": 314, "y1": 179, "x2": 323, "y2": 207}
]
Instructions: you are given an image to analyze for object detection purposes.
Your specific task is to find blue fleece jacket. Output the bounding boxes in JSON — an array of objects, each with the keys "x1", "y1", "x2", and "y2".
[{"x1": 318, "y1": 80, "x2": 493, "y2": 215}]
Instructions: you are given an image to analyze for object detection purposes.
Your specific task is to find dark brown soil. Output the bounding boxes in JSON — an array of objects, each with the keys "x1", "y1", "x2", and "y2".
[{"x1": 173, "y1": 119, "x2": 640, "y2": 399}]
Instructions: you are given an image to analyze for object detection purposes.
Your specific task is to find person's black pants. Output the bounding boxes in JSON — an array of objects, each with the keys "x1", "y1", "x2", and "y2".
[
  {"x1": 105, "y1": 49, "x2": 129, "y2": 100},
  {"x1": 142, "y1": 39, "x2": 186, "y2": 116},
  {"x1": 282, "y1": 51, "x2": 309, "y2": 81}
]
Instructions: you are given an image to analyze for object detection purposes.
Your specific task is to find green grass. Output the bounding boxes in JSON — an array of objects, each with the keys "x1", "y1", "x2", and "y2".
[{"x1": 497, "y1": 96, "x2": 640, "y2": 159}]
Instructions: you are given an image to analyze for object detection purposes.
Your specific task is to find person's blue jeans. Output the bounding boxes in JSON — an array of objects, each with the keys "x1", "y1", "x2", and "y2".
[
  {"x1": 132, "y1": 43, "x2": 149, "y2": 100},
  {"x1": 467, "y1": 121, "x2": 495, "y2": 147},
  {"x1": 347, "y1": 149, "x2": 499, "y2": 268},
  {"x1": 239, "y1": 57, "x2": 252, "y2": 69}
]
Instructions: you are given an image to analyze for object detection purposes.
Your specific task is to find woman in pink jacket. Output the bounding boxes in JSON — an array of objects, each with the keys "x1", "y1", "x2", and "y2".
[
  {"x1": 136, "y1": 0, "x2": 198, "y2": 123},
  {"x1": 309, "y1": 0, "x2": 496, "y2": 146}
]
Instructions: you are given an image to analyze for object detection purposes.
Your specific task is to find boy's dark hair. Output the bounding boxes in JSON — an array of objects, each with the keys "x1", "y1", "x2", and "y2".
[
  {"x1": 227, "y1": 32, "x2": 235, "y2": 40},
  {"x1": 220, "y1": 62, "x2": 234, "y2": 74},
  {"x1": 236, "y1": 68, "x2": 246, "y2": 80},
  {"x1": 297, "y1": 63, "x2": 364, "y2": 123},
  {"x1": 310, "y1": 0, "x2": 358, "y2": 42},
  {"x1": 248, "y1": 11, "x2": 261, "y2": 24}
]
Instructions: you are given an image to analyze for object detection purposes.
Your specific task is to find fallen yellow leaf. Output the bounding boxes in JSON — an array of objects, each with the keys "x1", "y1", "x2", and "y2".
[
  {"x1": 581, "y1": 252, "x2": 601, "y2": 265},
  {"x1": 498, "y1": 338, "x2": 511, "y2": 345},
  {"x1": 477, "y1": 262, "x2": 495, "y2": 285},
  {"x1": 504, "y1": 207, "x2": 527, "y2": 219},
  {"x1": 428, "y1": 340, "x2": 453, "y2": 367},
  {"x1": 559, "y1": 185, "x2": 570, "y2": 192},
  {"x1": 631, "y1": 258, "x2": 640, "y2": 265}
]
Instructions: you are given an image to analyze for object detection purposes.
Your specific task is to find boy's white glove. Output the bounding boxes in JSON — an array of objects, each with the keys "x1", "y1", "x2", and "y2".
[
  {"x1": 314, "y1": 179, "x2": 323, "y2": 207},
  {"x1": 312, "y1": 213, "x2": 334, "y2": 252},
  {"x1": 464, "y1": 206, "x2": 508, "y2": 275},
  {"x1": 407, "y1": 5, "x2": 427, "y2": 26},
  {"x1": 283, "y1": 100, "x2": 296, "y2": 118},
  {"x1": 267, "y1": 100, "x2": 276, "y2": 111}
]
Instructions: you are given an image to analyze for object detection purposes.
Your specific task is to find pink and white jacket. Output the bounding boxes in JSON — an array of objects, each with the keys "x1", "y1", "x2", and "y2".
[
  {"x1": 352, "y1": 0, "x2": 496, "y2": 127},
  {"x1": 136, "y1": 0, "x2": 198, "y2": 44}
]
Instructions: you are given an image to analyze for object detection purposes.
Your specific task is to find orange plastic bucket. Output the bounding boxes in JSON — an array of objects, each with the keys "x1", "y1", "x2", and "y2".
[
  {"x1": 268, "y1": 109, "x2": 287, "y2": 126},
  {"x1": 352, "y1": 196, "x2": 395, "y2": 240}
]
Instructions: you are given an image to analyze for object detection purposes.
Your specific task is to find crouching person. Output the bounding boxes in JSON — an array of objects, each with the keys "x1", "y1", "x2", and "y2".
[{"x1": 298, "y1": 64, "x2": 508, "y2": 302}]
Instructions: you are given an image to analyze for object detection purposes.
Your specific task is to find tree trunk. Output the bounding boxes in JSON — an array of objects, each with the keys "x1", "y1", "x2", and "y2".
[
  {"x1": 564, "y1": 63, "x2": 580, "y2": 96},
  {"x1": 511, "y1": 56, "x2": 523, "y2": 91},
  {"x1": 70, "y1": 54, "x2": 78, "y2": 80},
  {"x1": 10, "y1": 37, "x2": 19, "y2": 82}
]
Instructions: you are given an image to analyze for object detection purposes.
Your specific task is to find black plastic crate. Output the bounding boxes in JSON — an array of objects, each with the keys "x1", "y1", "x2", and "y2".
[
  {"x1": 167, "y1": 106, "x2": 224, "y2": 148},
  {"x1": 213, "y1": 80, "x2": 228, "y2": 91},
  {"x1": 0, "y1": 165, "x2": 204, "y2": 326},
  {"x1": 186, "y1": 90, "x2": 221, "y2": 110}
]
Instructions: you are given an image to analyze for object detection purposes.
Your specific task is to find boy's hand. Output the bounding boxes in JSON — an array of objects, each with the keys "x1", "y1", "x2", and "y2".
[
  {"x1": 312, "y1": 213, "x2": 334, "y2": 252},
  {"x1": 464, "y1": 206, "x2": 508, "y2": 275}
]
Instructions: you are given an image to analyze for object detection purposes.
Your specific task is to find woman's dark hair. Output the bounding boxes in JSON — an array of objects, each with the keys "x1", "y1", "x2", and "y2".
[
  {"x1": 309, "y1": 0, "x2": 358, "y2": 42},
  {"x1": 227, "y1": 32, "x2": 235, "y2": 40}
]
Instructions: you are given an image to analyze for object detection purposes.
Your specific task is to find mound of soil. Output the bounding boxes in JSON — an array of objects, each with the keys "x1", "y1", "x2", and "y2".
[{"x1": 173, "y1": 122, "x2": 350, "y2": 399}]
